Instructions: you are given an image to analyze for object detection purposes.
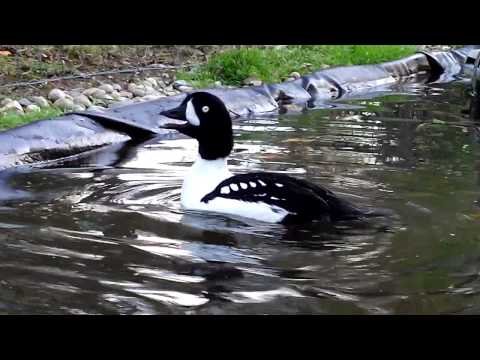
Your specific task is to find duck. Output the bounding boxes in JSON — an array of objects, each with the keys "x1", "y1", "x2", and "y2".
[{"x1": 160, "y1": 91, "x2": 379, "y2": 224}]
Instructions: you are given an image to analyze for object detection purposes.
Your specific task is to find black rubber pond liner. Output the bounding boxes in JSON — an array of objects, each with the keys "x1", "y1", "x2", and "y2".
[
  {"x1": 459, "y1": 49, "x2": 480, "y2": 82},
  {"x1": 0, "y1": 46, "x2": 477, "y2": 172}
]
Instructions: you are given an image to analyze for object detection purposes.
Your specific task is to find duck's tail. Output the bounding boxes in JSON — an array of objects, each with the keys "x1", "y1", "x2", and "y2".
[{"x1": 327, "y1": 193, "x2": 394, "y2": 221}]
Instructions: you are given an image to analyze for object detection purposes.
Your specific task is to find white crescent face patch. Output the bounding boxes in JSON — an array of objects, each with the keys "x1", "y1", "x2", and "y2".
[{"x1": 186, "y1": 100, "x2": 200, "y2": 126}]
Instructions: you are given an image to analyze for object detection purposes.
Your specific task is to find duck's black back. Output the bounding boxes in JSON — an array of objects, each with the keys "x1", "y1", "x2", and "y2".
[{"x1": 201, "y1": 172, "x2": 365, "y2": 224}]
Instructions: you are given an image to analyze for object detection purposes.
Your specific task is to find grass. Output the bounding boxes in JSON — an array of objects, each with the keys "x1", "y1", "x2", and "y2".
[
  {"x1": 0, "y1": 107, "x2": 64, "y2": 130},
  {"x1": 177, "y1": 45, "x2": 418, "y2": 87}
]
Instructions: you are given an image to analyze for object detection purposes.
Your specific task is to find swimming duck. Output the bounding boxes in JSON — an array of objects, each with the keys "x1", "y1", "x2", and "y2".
[{"x1": 161, "y1": 92, "x2": 374, "y2": 224}]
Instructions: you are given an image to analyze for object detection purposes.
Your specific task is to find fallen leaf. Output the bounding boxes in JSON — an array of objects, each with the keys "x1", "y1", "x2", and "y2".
[{"x1": 0, "y1": 50, "x2": 12, "y2": 57}]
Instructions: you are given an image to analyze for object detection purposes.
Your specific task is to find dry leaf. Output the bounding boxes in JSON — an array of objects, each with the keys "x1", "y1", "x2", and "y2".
[{"x1": 0, "y1": 50, "x2": 12, "y2": 57}]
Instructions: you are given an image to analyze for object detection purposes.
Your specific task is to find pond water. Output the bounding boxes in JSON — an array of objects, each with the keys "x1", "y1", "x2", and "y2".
[{"x1": 1, "y1": 80, "x2": 480, "y2": 314}]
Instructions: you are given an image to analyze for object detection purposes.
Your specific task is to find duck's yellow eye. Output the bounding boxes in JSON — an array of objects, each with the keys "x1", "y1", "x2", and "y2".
[{"x1": 202, "y1": 106, "x2": 209, "y2": 113}]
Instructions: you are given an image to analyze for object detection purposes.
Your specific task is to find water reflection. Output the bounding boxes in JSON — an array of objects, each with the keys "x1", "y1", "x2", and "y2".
[{"x1": 2, "y1": 81, "x2": 480, "y2": 314}]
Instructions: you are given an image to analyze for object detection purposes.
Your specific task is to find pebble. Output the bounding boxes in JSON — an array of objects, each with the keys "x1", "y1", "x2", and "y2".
[
  {"x1": 118, "y1": 91, "x2": 133, "y2": 99},
  {"x1": 144, "y1": 77, "x2": 158, "y2": 88},
  {"x1": 0, "y1": 73, "x2": 248, "y2": 120},
  {"x1": 69, "y1": 90, "x2": 83, "y2": 97},
  {"x1": 91, "y1": 99, "x2": 107, "y2": 107},
  {"x1": 48, "y1": 88, "x2": 66, "y2": 102},
  {"x1": 154, "y1": 77, "x2": 166, "y2": 88},
  {"x1": 130, "y1": 87, "x2": 147, "y2": 97},
  {"x1": 0, "y1": 106, "x2": 23, "y2": 114},
  {"x1": 3, "y1": 101, "x2": 23, "y2": 112},
  {"x1": 53, "y1": 97, "x2": 75, "y2": 110},
  {"x1": 110, "y1": 92, "x2": 121, "y2": 101},
  {"x1": 97, "y1": 93, "x2": 114, "y2": 101},
  {"x1": 72, "y1": 104, "x2": 86, "y2": 112},
  {"x1": 164, "y1": 90, "x2": 180, "y2": 96},
  {"x1": 73, "y1": 94, "x2": 92, "y2": 107},
  {"x1": 31, "y1": 96, "x2": 50, "y2": 108},
  {"x1": 0, "y1": 98, "x2": 13, "y2": 107},
  {"x1": 25, "y1": 104, "x2": 41, "y2": 113},
  {"x1": 91, "y1": 89, "x2": 107, "y2": 98},
  {"x1": 128, "y1": 83, "x2": 156, "y2": 97},
  {"x1": 18, "y1": 98, "x2": 32, "y2": 107},
  {"x1": 177, "y1": 85, "x2": 194, "y2": 93},
  {"x1": 173, "y1": 79, "x2": 189, "y2": 86},
  {"x1": 289, "y1": 71, "x2": 301, "y2": 80},
  {"x1": 144, "y1": 85, "x2": 157, "y2": 95},
  {"x1": 173, "y1": 80, "x2": 191, "y2": 90},
  {"x1": 141, "y1": 86, "x2": 154, "y2": 96},
  {"x1": 98, "y1": 84, "x2": 114, "y2": 94},
  {"x1": 161, "y1": 73, "x2": 171, "y2": 82},
  {"x1": 127, "y1": 83, "x2": 138, "y2": 93},
  {"x1": 82, "y1": 88, "x2": 101, "y2": 97},
  {"x1": 87, "y1": 105, "x2": 106, "y2": 112},
  {"x1": 242, "y1": 77, "x2": 262, "y2": 86}
]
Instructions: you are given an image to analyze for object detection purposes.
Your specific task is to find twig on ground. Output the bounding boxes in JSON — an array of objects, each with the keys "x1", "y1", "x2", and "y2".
[{"x1": 0, "y1": 63, "x2": 199, "y2": 89}]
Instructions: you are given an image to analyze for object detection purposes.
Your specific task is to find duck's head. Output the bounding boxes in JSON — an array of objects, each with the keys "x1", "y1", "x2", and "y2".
[{"x1": 161, "y1": 92, "x2": 233, "y2": 160}]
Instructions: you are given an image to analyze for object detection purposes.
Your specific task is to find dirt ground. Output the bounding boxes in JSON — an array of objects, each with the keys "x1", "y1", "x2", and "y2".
[{"x1": 0, "y1": 45, "x2": 238, "y2": 99}]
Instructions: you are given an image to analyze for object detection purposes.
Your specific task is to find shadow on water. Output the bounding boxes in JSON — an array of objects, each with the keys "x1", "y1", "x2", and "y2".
[{"x1": 2, "y1": 80, "x2": 480, "y2": 314}]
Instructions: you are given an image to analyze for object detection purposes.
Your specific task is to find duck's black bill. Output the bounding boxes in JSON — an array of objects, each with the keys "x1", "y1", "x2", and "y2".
[
  {"x1": 161, "y1": 121, "x2": 189, "y2": 131},
  {"x1": 161, "y1": 121, "x2": 199, "y2": 139},
  {"x1": 160, "y1": 102, "x2": 187, "y2": 121},
  {"x1": 160, "y1": 103, "x2": 199, "y2": 139}
]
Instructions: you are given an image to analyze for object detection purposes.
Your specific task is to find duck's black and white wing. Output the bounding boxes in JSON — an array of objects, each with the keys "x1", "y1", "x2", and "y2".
[{"x1": 201, "y1": 172, "x2": 363, "y2": 222}]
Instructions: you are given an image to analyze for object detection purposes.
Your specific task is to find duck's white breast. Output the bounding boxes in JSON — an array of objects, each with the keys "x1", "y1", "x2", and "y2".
[
  {"x1": 181, "y1": 157, "x2": 232, "y2": 209},
  {"x1": 180, "y1": 157, "x2": 289, "y2": 223}
]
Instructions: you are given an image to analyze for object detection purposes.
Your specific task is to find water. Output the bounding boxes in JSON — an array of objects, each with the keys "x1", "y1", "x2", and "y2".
[{"x1": 2, "y1": 80, "x2": 480, "y2": 314}]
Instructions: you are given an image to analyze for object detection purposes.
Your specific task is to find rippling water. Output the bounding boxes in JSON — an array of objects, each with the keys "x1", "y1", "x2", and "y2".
[{"x1": 2, "y1": 81, "x2": 480, "y2": 314}]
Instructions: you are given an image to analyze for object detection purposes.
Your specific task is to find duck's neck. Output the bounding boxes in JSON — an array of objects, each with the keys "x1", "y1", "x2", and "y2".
[
  {"x1": 181, "y1": 155, "x2": 233, "y2": 208},
  {"x1": 191, "y1": 156, "x2": 230, "y2": 175}
]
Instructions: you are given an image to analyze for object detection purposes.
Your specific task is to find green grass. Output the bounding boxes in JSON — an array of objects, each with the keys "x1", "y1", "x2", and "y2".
[
  {"x1": 177, "y1": 45, "x2": 418, "y2": 87},
  {"x1": 0, "y1": 107, "x2": 64, "y2": 130}
]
